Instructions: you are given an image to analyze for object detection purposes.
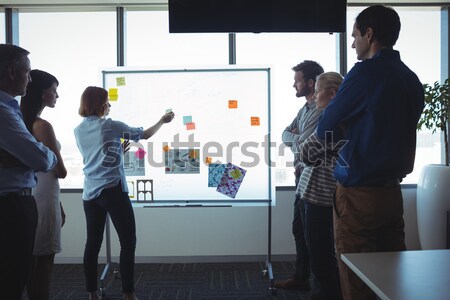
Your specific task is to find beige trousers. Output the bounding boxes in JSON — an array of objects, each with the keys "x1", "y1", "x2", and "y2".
[{"x1": 333, "y1": 183, "x2": 406, "y2": 300}]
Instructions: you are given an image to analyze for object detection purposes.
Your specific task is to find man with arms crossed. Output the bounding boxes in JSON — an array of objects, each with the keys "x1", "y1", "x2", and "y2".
[
  {"x1": 0, "y1": 44, "x2": 57, "y2": 299},
  {"x1": 316, "y1": 5, "x2": 424, "y2": 300},
  {"x1": 276, "y1": 60, "x2": 324, "y2": 290}
]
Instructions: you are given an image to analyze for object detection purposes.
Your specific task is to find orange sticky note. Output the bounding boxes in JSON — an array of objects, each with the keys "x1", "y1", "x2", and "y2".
[
  {"x1": 163, "y1": 145, "x2": 170, "y2": 152},
  {"x1": 251, "y1": 117, "x2": 260, "y2": 126},
  {"x1": 186, "y1": 122, "x2": 196, "y2": 130},
  {"x1": 205, "y1": 157, "x2": 212, "y2": 164},
  {"x1": 189, "y1": 149, "x2": 199, "y2": 159},
  {"x1": 108, "y1": 88, "x2": 118, "y2": 101},
  {"x1": 228, "y1": 100, "x2": 238, "y2": 109}
]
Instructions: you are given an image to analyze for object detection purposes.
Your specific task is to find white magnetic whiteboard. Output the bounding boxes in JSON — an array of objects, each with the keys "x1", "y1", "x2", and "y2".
[{"x1": 102, "y1": 66, "x2": 273, "y2": 204}]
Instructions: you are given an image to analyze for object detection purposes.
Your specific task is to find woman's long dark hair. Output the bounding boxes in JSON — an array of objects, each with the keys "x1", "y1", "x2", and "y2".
[{"x1": 20, "y1": 69, "x2": 59, "y2": 133}]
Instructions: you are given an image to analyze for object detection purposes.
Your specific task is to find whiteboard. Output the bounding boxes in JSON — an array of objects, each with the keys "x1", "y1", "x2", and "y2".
[{"x1": 102, "y1": 66, "x2": 273, "y2": 204}]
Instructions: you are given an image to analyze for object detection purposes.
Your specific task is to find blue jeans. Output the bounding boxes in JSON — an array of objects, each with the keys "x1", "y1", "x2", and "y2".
[
  {"x1": 292, "y1": 176, "x2": 310, "y2": 280},
  {"x1": 83, "y1": 183, "x2": 136, "y2": 293},
  {"x1": 303, "y1": 201, "x2": 341, "y2": 299}
]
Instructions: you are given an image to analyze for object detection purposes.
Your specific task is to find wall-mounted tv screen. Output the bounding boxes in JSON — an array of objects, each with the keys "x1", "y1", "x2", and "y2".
[{"x1": 169, "y1": 0, "x2": 347, "y2": 33}]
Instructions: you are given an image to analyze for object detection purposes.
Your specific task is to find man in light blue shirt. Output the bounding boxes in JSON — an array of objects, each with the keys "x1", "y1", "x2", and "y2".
[{"x1": 0, "y1": 44, "x2": 57, "y2": 300}]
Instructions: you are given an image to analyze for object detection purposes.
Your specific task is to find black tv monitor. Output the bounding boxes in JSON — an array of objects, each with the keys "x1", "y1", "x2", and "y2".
[{"x1": 169, "y1": 0, "x2": 347, "y2": 33}]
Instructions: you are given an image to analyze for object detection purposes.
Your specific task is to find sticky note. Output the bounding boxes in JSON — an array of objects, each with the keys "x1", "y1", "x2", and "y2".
[
  {"x1": 189, "y1": 149, "x2": 199, "y2": 159},
  {"x1": 163, "y1": 145, "x2": 170, "y2": 152},
  {"x1": 230, "y1": 168, "x2": 243, "y2": 180},
  {"x1": 205, "y1": 157, "x2": 212, "y2": 164},
  {"x1": 251, "y1": 116, "x2": 260, "y2": 126},
  {"x1": 166, "y1": 108, "x2": 173, "y2": 113},
  {"x1": 183, "y1": 115, "x2": 193, "y2": 125},
  {"x1": 120, "y1": 138, "x2": 125, "y2": 143},
  {"x1": 186, "y1": 122, "x2": 196, "y2": 130},
  {"x1": 116, "y1": 77, "x2": 126, "y2": 86},
  {"x1": 135, "y1": 148, "x2": 146, "y2": 159},
  {"x1": 228, "y1": 100, "x2": 238, "y2": 109},
  {"x1": 108, "y1": 88, "x2": 118, "y2": 101}
]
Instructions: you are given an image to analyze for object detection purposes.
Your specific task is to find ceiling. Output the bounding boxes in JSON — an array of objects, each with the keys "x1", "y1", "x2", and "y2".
[{"x1": 0, "y1": 0, "x2": 449, "y2": 6}]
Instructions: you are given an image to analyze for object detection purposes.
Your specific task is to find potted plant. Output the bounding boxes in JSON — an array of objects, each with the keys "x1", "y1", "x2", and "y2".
[{"x1": 416, "y1": 79, "x2": 450, "y2": 249}]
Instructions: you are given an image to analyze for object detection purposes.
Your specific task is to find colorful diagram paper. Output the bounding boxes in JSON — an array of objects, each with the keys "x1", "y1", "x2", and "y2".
[
  {"x1": 165, "y1": 149, "x2": 200, "y2": 174},
  {"x1": 216, "y1": 163, "x2": 247, "y2": 198},
  {"x1": 124, "y1": 151, "x2": 145, "y2": 176},
  {"x1": 208, "y1": 163, "x2": 226, "y2": 187}
]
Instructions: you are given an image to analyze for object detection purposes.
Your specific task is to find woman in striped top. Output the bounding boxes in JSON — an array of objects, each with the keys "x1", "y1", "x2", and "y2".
[{"x1": 296, "y1": 71, "x2": 344, "y2": 300}]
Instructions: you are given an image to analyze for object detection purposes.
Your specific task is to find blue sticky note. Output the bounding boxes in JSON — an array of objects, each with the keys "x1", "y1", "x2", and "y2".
[{"x1": 183, "y1": 115, "x2": 193, "y2": 125}]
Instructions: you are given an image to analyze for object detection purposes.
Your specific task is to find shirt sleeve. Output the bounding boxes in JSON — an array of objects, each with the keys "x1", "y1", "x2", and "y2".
[
  {"x1": 0, "y1": 105, "x2": 57, "y2": 172},
  {"x1": 291, "y1": 109, "x2": 323, "y2": 154},
  {"x1": 281, "y1": 112, "x2": 301, "y2": 147},
  {"x1": 316, "y1": 64, "x2": 369, "y2": 140},
  {"x1": 107, "y1": 118, "x2": 144, "y2": 142}
]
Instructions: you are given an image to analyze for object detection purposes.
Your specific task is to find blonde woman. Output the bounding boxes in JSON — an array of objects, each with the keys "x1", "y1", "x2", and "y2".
[{"x1": 296, "y1": 72, "x2": 344, "y2": 300}]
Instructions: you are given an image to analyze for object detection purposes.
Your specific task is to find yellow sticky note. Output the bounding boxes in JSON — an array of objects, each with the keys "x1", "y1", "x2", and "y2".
[
  {"x1": 120, "y1": 138, "x2": 125, "y2": 143},
  {"x1": 108, "y1": 88, "x2": 118, "y2": 101},
  {"x1": 230, "y1": 168, "x2": 242, "y2": 180},
  {"x1": 163, "y1": 145, "x2": 170, "y2": 152},
  {"x1": 116, "y1": 77, "x2": 126, "y2": 86},
  {"x1": 250, "y1": 116, "x2": 260, "y2": 126},
  {"x1": 205, "y1": 157, "x2": 212, "y2": 164},
  {"x1": 186, "y1": 122, "x2": 196, "y2": 130},
  {"x1": 228, "y1": 100, "x2": 238, "y2": 109}
]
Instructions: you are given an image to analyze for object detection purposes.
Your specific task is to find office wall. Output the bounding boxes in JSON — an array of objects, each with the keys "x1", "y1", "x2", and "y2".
[{"x1": 55, "y1": 187, "x2": 420, "y2": 263}]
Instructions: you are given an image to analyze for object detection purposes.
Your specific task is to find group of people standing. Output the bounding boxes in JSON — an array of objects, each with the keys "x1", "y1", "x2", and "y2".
[
  {"x1": 0, "y1": 43, "x2": 174, "y2": 300},
  {"x1": 0, "y1": 4, "x2": 425, "y2": 300},
  {"x1": 276, "y1": 5, "x2": 424, "y2": 300}
]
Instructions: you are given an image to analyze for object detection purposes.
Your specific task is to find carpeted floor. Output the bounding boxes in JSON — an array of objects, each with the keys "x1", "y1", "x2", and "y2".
[{"x1": 50, "y1": 262, "x2": 312, "y2": 300}]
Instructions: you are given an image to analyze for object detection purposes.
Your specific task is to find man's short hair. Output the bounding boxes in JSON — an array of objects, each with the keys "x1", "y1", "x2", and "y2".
[
  {"x1": 292, "y1": 60, "x2": 324, "y2": 83},
  {"x1": 356, "y1": 5, "x2": 401, "y2": 48},
  {"x1": 0, "y1": 44, "x2": 30, "y2": 80}
]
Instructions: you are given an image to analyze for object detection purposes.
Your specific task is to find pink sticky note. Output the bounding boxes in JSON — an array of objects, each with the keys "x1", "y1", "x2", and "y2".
[
  {"x1": 186, "y1": 122, "x2": 196, "y2": 130},
  {"x1": 135, "y1": 148, "x2": 146, "y2": 159}
]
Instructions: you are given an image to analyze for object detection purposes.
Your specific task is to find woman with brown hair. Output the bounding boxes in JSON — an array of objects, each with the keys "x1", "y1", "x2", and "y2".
[{"x1": 74, "y1": 86, "x2": 174, "y2": 300}]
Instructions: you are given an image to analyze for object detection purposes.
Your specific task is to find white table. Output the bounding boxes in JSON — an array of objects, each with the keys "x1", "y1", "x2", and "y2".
[{"x1": 341, "y1": 250, "x2": 450, "y2": 300}]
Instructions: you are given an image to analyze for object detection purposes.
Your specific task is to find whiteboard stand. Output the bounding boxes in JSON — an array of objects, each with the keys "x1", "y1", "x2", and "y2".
[{"x1": 263, "y1": 200, "x2": 276, "y2": 295}]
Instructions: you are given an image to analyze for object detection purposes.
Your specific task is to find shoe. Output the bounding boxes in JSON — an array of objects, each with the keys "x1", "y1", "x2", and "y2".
[
  {"x1": 123, "y1": 293, "x2": 139, "y2": 300},
  {"x1": 274, "y1": 276, "x2": 310, "y2": 290}
]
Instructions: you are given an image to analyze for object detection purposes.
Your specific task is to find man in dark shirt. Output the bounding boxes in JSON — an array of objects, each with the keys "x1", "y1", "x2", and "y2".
[{"x1": 317, "y1": 5, "x2": 424, "y2": 300}]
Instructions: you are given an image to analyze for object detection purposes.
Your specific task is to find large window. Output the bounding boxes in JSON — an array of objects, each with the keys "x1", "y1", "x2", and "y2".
[
  {"x1": 13, "y1": 5, "x2": 445, "y2": 188},
  {"x1": 347, "y1": 7, "x2": 441, "y2": 184},
  {"x1": 0, "y1": 11, "x2": 4, "y2": 43},
  {"x1": 19, "y1": 10, "x2": 116, "y2": 188},
  {"x1": 236, "y1": 32, "x2": 338, "y2": 185},
  {"x1": 126, "y1": 10, "x2": 228, "y2": 66}
]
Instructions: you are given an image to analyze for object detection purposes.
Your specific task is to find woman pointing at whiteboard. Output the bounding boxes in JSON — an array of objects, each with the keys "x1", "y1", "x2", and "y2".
[{"x1": 74, "y1": 86, "x2": 174, "y2": 300}]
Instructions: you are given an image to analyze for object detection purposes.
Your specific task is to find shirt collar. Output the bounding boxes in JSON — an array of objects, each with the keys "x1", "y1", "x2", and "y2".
[{"x1": 0, "y1": 90, "x2": 14, "y2": 104}]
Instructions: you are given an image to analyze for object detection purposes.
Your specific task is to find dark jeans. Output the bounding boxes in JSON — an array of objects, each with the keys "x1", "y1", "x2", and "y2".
[
  {"x1": 292, "y1": 176, "x2": 310, "y2": 280},
  {"x1": 83, "y1": 183, "x2": 136, "y2": 294},
  {"x1": 0, "y1": 195, "x2": 37, "y2": 300},
  {"x1": 303, "y1": 201, "x2": 342, "y2": 299}
]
